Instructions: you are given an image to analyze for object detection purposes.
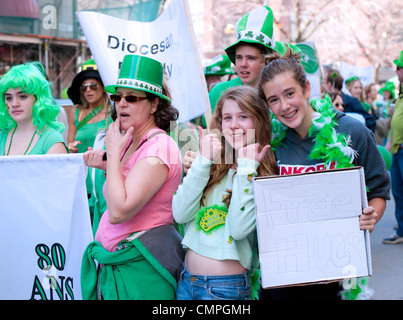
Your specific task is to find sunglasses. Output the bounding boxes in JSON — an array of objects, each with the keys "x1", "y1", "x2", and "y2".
[
  {"x1": 334, "y1": 103, "x2": 345, "y2": 108},
  {"x1": 110, "y1": 95, "x2": 148, "y2": 103},
  {"x1": 80, "y1": 83, "x2": 99, "y2": 92}
]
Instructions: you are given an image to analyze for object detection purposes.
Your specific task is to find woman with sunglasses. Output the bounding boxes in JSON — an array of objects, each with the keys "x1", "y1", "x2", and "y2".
[
  {"x1": 66, "y1": 59, "x2": 112, "y2": 220},
  {"x1": 66, "y1": 59, "x2": 112, "y2": 154},
  {"x1": 81, "y1": 55, "x2": 184, "y2": 300},
  {"x1": 0, "y1": 62, "x2": 67, "y2": 155}
]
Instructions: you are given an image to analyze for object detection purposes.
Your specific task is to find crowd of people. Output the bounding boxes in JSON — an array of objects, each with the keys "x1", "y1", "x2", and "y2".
[{"x1": 1, "y1": 4, "x2": 402, "y2": 301}]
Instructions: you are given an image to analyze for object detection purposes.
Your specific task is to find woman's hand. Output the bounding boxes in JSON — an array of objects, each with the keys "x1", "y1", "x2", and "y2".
[
  {"x1": 67, "y1": 140, "x2": 81, "y2": 153},
  {"x1": 183, "y1": 150, "x2": 198, "y2": 174},
  {"x1": 238, "y1": 143, "x2": 271, "y2": 162},
  {"x1": 104, "y1": 118, "x2": 134, "y2": 159},
  {"x1": 359, "y1": 206, "x2": 379, "y2": 233},
  {"x1": 83, "y1": 147, "x2": 107, "y2": 171}
]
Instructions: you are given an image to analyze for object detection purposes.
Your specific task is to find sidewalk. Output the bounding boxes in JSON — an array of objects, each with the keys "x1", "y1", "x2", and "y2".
[{"x1": 369, "y1": 196, "x2": 403, "y2": 300}]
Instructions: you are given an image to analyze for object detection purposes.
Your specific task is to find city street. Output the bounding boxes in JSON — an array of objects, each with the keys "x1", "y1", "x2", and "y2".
[{"x1": 369, "y1": 192, "x2": 403, "y2": 300}]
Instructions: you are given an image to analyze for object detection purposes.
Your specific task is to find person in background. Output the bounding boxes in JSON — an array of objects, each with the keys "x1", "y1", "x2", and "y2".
[
  {"x1": 66, "y1": 59, "x2": 112, "y2": 154},
  {"x1": 173, "y1": 86, "x2": 278, "y2": 300},
  {"x1": 345, "y1": 76, "x2": 365, "y2": 106},
  {"x1": 66, "y1": 59, "x2": 113, "y2": 220},
  {"x1": 383, "y1": 50, "x2": 403, "y2": 245},
  {"x1": 379, "y1": 81, "x2": 396, "y2": 119},
  {"x1": 258, "y1": 50, "x2": 390, "y2": 300},
  {"x1": 204, "y1": 54, "x2": 235, "y2": 92},
  {"x1": 364, "y1": 83, "x2": 389, "y2": 145},
  {"x1": 81, "y1": 55, "x2": 184, "y2": 300},
  {"x1": 323, "y1": 69, "x2": 376, "y2": 133},
  {"x1": 208, "y1": 6, "x2": 276, "y2": 117},
  {"x1": 327, "y1": 91, "x2": 345, "y2": 112},
  {"x1": 0, "y1": 62, "x2": 67, "y2": 155}
]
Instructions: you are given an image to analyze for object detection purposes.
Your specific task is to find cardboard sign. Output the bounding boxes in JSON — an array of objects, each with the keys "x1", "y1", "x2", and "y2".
[{"x1": 252, "y1": 167, "x2": 372, "y2": 289}]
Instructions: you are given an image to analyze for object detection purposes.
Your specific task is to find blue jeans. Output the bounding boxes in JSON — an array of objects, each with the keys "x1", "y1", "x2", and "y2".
[
  {"x1": 176, "y1": 265, "x2": 251, "y2": 300},
  {"x1": 391, "y1": 149, "x2": 403, "y2": 237}
]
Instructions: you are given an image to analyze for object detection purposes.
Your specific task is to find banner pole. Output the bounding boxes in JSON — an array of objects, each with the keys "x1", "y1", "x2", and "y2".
[{"x1": 182, "y1": 0, "x2": 211, "y2": 128}]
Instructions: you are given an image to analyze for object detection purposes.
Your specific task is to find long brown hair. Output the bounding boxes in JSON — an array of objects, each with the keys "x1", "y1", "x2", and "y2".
[{"x1": 201, "y1": 86, "x2": 278, "y2": 207}]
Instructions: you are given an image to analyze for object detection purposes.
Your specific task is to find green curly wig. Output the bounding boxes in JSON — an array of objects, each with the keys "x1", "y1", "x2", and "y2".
[{"x1": 0, "y1": 62, "x2": 64, "y2": 133}]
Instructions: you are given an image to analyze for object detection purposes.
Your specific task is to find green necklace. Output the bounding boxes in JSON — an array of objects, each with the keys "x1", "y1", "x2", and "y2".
[{"x1": 6, "y1": 127, "x2": 37, "y2": 156}]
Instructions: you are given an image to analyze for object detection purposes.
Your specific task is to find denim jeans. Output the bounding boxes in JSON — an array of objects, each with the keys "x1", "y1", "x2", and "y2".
[
  {"x1": 391, "y1": 149, "x2": 403, "y2": 237},
  {"x1": 176, "y1": 265, "x2": 251, "y2": 300}
]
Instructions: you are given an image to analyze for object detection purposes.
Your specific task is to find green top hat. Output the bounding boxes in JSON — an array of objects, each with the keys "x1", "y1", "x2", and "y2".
[
  {"x1": 379, "y1": 81, "x2": 396, "y2": 100},
  {"x1": 224, "y1": 6, "x2": 275, "y2": 64},
  {"x1": 204, "y1": 54, "x2": 235, "y2": 76},
  {"x1": 105, "y1": 55, "x2": 170, "y2": 102},
  {"x1": 394, "y1": 50, "x2": 403, "y2": 68}
]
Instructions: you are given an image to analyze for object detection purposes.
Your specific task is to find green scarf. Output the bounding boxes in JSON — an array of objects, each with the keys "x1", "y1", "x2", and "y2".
[{"x1": 81, "y1": 240, "x2": 177, "y2": 300}]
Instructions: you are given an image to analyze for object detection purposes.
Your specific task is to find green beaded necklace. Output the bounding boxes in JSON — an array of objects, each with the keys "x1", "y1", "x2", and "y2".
[{"x1": 6, "y1": 127, "x2": 37, "y2": 156}]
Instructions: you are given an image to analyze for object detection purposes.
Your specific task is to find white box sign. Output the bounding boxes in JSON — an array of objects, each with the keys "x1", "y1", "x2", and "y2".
[{"x1": 252, "y1": 167, "x2": 371, "y2": 289}]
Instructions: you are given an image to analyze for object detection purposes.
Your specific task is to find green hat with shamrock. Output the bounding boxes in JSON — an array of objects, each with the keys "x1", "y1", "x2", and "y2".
[
  {"x1": 204, "y1": 54, "x2": 235, "y2": 76},
  {"x1": 224, "y1": 6, "x2": 275, "y2": 64},
  {"x1": 393, "y1": 50, "x2": 403, "y2": 68},
  {"x1": 105, "y1": 55, "x2": 170, "y2": 101}
]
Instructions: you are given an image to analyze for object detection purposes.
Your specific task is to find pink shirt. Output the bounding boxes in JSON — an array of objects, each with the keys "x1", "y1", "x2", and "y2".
[{"x1": 95, "y1": 127, "x2": 182, "y2": 252}]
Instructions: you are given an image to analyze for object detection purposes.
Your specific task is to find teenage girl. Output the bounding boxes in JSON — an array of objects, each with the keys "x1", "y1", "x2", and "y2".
[
  {"x1": 173, "y1": 86, "x2": 278, "y2": 300},
  {"x1": 258, "y1": 51, "x2": 390, "y2": 300}
]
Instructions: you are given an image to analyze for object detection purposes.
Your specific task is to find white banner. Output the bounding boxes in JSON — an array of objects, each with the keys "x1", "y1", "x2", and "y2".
[
  {"x1": 0, "y1": 154, "x2": 93, "y2": 300},
  {"x1": 339, "y1": 62, "x2": 374, "y2": 90},
  {"x1": 77, "y1": 0, "x2": 209, "y2": 123}
]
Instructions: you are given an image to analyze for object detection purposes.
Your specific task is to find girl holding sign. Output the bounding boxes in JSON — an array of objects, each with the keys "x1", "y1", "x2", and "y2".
[
  {"x1": 0, "y1": 62, "x2": 67, "y2": 155},
  {"x1": 258, "y1": 50, "x2": 390, "y2": 300},
  {"x1": 173, "y1": 86, "x2": 278, "y2": 300}
]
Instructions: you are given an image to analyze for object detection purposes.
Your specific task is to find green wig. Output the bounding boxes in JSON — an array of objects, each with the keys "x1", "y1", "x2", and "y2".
[{"x1": 0, "y1": 62, "x2": 64, "y2": 133}]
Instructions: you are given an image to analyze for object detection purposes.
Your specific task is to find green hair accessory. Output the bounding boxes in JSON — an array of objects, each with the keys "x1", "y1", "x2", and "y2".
[{"x1": 345, "y1": 76, "x2": 359, "y2": 86}]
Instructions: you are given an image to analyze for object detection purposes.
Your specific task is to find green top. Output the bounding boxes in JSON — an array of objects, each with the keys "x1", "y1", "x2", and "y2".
[
  {"x1": 74, "y1": 108, "x2": 112, "y2": 154},
  {"x1": 362, "y1": 101, "x2": 371, "y2": 113},
  {"x1": 391, "y1": 88, "x2": 403, "y2": 154},
  {"x1": 0, "y1": 126, "x2": 66, "y2": 155}
]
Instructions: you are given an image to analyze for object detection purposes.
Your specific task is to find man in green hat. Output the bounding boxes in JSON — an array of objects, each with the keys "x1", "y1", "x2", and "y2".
[
  {"x1": 383, "y1": 50, "x2": 403, "y2": 244},
  {"x1": 207, "y1": 6, "x2": 276, "y2": 122},
  {"x1": 204, "y1": 54, "x2": 235, "y2": 91}
]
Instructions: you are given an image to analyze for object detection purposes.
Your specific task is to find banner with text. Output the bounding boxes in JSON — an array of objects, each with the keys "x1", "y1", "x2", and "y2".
[
  {"x1": 77, "y1": 0, "x2": 209, "y2": 123},
  {"x1": 0, "y1": 154, "x2": 93, "y2": 300}
]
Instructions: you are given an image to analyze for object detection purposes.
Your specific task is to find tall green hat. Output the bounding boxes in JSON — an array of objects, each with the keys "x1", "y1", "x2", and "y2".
[
  {"x1": 393, "y1": 50, "x2": 403, "y2": 68},
  {"x1": 105, "y1": 55, "x2": 170, "y2": 101},
  {"x1": 379, "y1": 81, "x2": 396, "y2": 100},
  {"x1": 204, "y1": 54, "x2": 235, "y2": 76},
  {"x1": 224, "y1": 6, "x2": 275, "y2": 64}
]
